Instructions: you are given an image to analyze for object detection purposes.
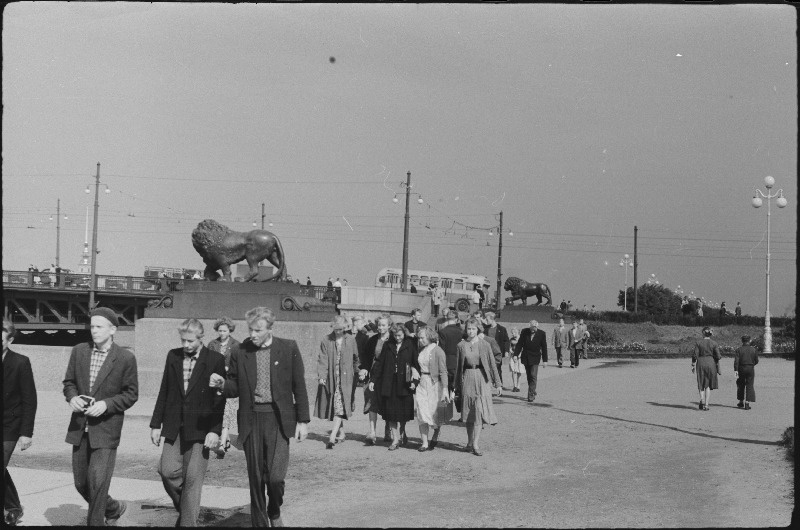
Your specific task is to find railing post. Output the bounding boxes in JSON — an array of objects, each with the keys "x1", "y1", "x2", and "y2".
[{"x1": 126, "y1": 276, "x2": 133, "y2": 291}]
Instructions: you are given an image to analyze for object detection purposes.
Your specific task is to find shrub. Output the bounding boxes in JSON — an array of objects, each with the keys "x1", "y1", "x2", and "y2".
[{"x1": 586, "y1": 322, "x2": 616, "y2": 345}]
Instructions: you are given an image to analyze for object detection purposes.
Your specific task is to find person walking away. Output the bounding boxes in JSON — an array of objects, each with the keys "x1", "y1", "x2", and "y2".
[
  {"x1": 63, "y1": 307, "x2": 138, "y2": 526},
  {"x1": 359, "y1": 314, "x2": 393, "y2": 445},
  {"x1": 150, "y1": 319, "x2": 226, "y2": 527},
  {"x1": 314, "y1": 316, "x2": 359, "y2": 449},
  {"x1": 552, "y1": 319, "x2": 569, "y2": 368},
  {"x1": 208, "y1": 307, "x2": 310, "y2": 527},
  {"x1": 476, "y1": 285, "x2": 485, "y2": 310},
  {"x1": 438, "y1": 310, "x2": 464, "y2": 402},
  {"x1": 3, "y1": 319, "x2": 37, "y2": 527},
  {"x1": 369, "y1": 324, "x2": 419, "y2": 450},
  {"x1": 404, "y1": 308, "x2": 427, "y2": 338},
  {"x1": 691, "y1": 326, "x2": 721, "y2": 411},
  {"x1": 513, "y1": 320, "x2": 548, "y2": 402},
  {"x1": 414, "y1": 327, "x2": 449, "y2": 451},
  {"x1": 482, "y1": 312, "x2": 509, "y2": 388},
  {"x1": 569, "y1": 320, "x2": 584, "y2": 368},
  {"x1": 455, "y1": 317, "x2": 501, "y2": 456},
  {"x1": 507, "y1": 328, "x2": 524, "y2": 392},
  {"x1": 733, "y1": 335, "x2": 758, "y2": 410},
  {"x1": 207, "y1": 317, "x2": 241, "y2": 456}
]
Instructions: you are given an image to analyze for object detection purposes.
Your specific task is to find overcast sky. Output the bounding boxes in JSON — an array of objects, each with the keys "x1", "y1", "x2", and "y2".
[{"x1": 2, "y1": 3, "x2": 796, "y2": 315}]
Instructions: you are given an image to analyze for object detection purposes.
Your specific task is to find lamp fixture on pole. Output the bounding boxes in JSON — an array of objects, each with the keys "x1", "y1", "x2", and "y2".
[
  {"x1": 619, "y1": 254, "x2": 633, "y2": 311},
  {"x1": 751, "y1": 175, "x2": 788, "y2": 353}
]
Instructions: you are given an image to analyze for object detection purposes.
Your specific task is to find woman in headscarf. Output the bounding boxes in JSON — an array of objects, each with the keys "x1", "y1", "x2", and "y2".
[
  {"x1": 314, "y1": 316, "x2": 359, "y2": 449},
  {"x1": 692, "y1": 326, "x2": 722, "y2": 410}
]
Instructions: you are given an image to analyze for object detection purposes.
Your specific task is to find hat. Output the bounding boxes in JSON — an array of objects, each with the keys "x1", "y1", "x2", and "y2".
[{"x1": 91, "y1": 307, "x2": 119, "y2": 327}]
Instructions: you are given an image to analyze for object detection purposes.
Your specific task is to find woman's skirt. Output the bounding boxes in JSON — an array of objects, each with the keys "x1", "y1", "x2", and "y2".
[
  {"x1": 363, "y1": 378, "x2": 382, "y2": 415},
  {"x1": 415, "y1": 374, "x2": 441, "y2": 428},
  {"x1": 508, "y1": 355, "x2": 524, "y2": 375},
  {"x1": 695, "y1": 356, "x2": 719, "y2": 391},
  {"x1": 380, "y1": 380, "x2": 414, "y2": 423},
  {"x1": 223, "y1": 397, "x2": 239, "y2": 432},
  {"x1": 460, "y1": 368, "x2": 498, "y2": 426}
]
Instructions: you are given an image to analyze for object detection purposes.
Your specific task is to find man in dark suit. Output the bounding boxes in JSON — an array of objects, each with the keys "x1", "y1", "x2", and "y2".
[
  {"x1": 209, "y1": 307, "x2": 309, "y2": 527},
  {"x1": 63, "y1": 307, "x2": 138, "y2": 526},
  {"x1": 3, "y1": 319, "x2": 37, "y2": 527},
  {"x1": 482, "y1": 312, "x2": 509, "y2": 388},
  {"x1": 513, "y1": 320, "x2": 548, "y2": 402},
  {"x1": 437, "y1": 310, "x2": 464, "y2": 396},
  {"x1": 150, "y1": 319, "x2": 226, "y2": 527},
  {"x1": 404, "y1": 308, "x2": 427, "y2": 338}
]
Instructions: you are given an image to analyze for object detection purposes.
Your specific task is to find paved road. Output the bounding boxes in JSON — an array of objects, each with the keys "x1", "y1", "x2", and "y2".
[{"x1": 6, "y1": 357, "x2": 794, "y2": 527}]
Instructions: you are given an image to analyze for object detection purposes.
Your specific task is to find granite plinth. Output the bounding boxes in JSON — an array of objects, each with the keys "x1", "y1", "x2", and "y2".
[{"x1": 498, "y1": 303, "x2": 559, "y2": 324}]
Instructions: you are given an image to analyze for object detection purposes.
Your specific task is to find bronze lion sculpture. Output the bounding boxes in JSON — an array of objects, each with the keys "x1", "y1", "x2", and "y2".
[
  {"x1": 191, "y1": 219, "x2": 287, "y2": 282},
  {"x1": 504, "y1": 277, "x2": 552, "y2": 306}
]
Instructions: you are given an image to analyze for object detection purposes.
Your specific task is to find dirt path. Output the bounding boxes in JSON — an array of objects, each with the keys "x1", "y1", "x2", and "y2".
[{"x1": 13, "y1": 358, "x2": 793, "y2": 527}]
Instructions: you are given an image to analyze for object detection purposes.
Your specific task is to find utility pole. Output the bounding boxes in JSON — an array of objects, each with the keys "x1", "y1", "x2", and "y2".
[
  {"x1": 633, "y1": 225, "x2": 638, "y2": 313},
  {"x1": 56, "y1": 198, "x2": 61, "y2": 268},
  {"x1": 261, "y1": 202, "x2": 266, "y2": 229},
  {"x1": 401, "y1": 171, "x2": 411, "y2": 292},
  {"x1": 89, "y1": 163, "x2": 100, "y2": 309},
  {"x1": 495, "y1": 211, "x2": 503, "y2": 311}
]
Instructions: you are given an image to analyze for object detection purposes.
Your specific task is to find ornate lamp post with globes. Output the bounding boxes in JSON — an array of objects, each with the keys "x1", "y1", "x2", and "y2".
[
  {"x1": 619, "y1": 254, "x2": 633, "y2": 311},
  {"x1": 751, "y1": 175, "x2": 788, "y2": 353}
]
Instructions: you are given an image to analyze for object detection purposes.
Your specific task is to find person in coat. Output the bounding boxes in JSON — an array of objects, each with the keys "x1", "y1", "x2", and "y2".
[
  {"x1": 568, "y1": 320, "x2": 585, "y2": 368},
  {"x1": 209, "y1": 307, "x2": 310, "y2": 527},
  {"x1": 414, "y1": 327, "x2": 449, "y2": 451},
  {"x1": 552, "y1": 318, "x2": 570, "y2": 368},
  {"x1": 3, "y1": 319, "x2": 37, "y2": 527},
  {"x1": 314, "y1": 316, "x2": 359, "y2": 449},
  {"x1": 404, "y1": 308, "x2": 427, "y2": 338},
  {"x1": 150, "y1": 319, "x2": 226, "y2": 527},
  {"x1": 369, "y1": 324, "x2": 419, "y2": 451},
  {"x1": 63, "y1": 307, "x2": 138, "y2": 526},
  {"x1": 359, "y1": 314, "x2": 393, "y2": 445},
  {"x1": 482, "y1": 312, "x2": 509, "y2": 387},
  {"x1": 691, "y1": 326, "x2": 722, "y2": 411},
  {"x1": 513, "y1": 320, "x2": 548, "y2": 402},
  {"x1": 455, "y1": 317, "x2": 502, "y2": 456},
  {"x1": 438, "y1": 310, "x2": 464, "y2": 397},
  {"x1": 507, "y1": 327, "x2": 524, "y2": 392},
  {"x1": 207, "y1": 317, "x2": 241, "y2": 455},
  {"x1": 734, "y1": 335, "x2": 759, "y2": 410}
]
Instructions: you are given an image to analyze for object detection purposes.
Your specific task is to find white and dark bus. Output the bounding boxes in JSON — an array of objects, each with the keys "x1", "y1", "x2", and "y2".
[{"x1": 375, "y1": 267, "x2": 492, "y2": 312}]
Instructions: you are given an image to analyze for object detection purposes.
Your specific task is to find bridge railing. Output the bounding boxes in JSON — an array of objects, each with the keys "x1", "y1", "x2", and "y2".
[{"x1": 3, "y1": 270, "x2": 168, "y2": 295}]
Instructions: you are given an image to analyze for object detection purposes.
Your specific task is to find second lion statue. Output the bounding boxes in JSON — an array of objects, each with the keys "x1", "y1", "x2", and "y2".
[
  {"x1": 191, "y1": 219, "x2": 287, "y2": 282},
  {"x1": 504, "y1": 277, "x2": 552, "y2": 306}
]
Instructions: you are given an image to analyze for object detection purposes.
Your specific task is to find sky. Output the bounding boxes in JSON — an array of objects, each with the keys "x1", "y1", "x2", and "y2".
[{"x1": 2, "y1": 3, "x2": 797, "y2": 315}]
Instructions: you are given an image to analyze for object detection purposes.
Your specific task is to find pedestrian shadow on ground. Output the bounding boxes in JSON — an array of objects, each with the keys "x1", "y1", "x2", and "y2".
[
  {"x1": 556, "y1": 407, "x2": 782, "y2": 446},
  {"x1": 647, "y1": 401, "x2": 743, "y2": 411},
  {"x1": 44, "y1": 504, "x2": 87, "y2": 526},
  {"x1": 494, "y1": 394, "x2": 553, "y2": 407}
]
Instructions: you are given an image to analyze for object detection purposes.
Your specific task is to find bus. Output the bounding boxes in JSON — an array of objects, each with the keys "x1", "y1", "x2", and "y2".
[
  {"x1": 143, "y1": 265, "x2": 203, "y2": 280},
  {"x1": 375, "y1": 267, "x2": 492, "y2": 312}
]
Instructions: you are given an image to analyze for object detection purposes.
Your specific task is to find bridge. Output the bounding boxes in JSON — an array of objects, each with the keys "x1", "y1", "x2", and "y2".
[{"x1": 3, "y1": 269, "x2": 333, "y2": 333}]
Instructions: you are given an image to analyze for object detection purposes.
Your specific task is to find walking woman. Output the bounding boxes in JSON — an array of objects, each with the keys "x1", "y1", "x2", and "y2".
[
  {"x1": 455, "y1": 317, "x2": 502, "y2": 456},
  {"x1": 415, "y1": 327, "x2": 449, "y2": 452},
  {"x1": 207, "y1": 317, "x2": 240, "y2": 455},
  {"x1": 369, "y1": 324, "x2": 419, "y2": 451},
  {"x1": 734, "y1": 335, "x2": 758, "y2": 410},
  {"x1": 360, "y1": 314, "x2": 393, "y2": 445},
  {"x1": 314, "y1": 316, "x2": 359, "y2": 449},
  {"x1": 691, "y1": 326, "x2": 722, "y2": 410},
  {"x1": 507, "y1": 327, "x2": 524, "y2": 392}
]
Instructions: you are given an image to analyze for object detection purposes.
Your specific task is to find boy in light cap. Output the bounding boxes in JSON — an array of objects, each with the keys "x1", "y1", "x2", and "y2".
[{"x1": 63, "y1": 307, "x2": 138, "y2": 525}]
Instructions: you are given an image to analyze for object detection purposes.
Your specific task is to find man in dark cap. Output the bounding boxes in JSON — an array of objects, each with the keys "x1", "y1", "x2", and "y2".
[
  {"x1": 63, "y1": 307, "x2": 138, "y2": 526},
  {"x1": 733, "y1": 335, "x2": 758, "y2": 410}
]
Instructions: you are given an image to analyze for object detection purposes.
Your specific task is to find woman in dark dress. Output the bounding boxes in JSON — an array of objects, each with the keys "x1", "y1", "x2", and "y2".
[
  {"x1": 360, "y1": 314, "x2": 393, "y2": 445},
  {"x1": 691, "y1": 326, "x2": 722, "y2": 410},
  {"x1": 369, "y1": 323, "x2": 419, "y2": 451}
]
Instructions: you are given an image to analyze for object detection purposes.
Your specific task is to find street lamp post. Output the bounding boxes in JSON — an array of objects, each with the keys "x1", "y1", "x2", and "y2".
[
  {"x1": 49, "y1": 199, "x2": 68, "y2": 269},
  {"x1": 393, "y1": 171, "x2": 423, "y2": 292},
  {"x1": 619, "y1": 254, "x2": 633, "y2": 311},
  {"x1": 85, "y1": 163, "x2": 110, "y2": 309},
  {"x1": 752, "y1": 175, "x2": 788, "y2": 353}
]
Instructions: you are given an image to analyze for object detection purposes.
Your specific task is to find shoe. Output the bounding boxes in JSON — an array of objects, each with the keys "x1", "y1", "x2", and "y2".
[
  {"x1": 335, "y1": 434, "x2": 346, "y2": 444},
  {"x1": 463, "y1": 445, "x2": 474, "y2": 452},
  {"x1": 744, "y1": 403, "x2": 751, "y2": 410},
  {"x1": 527, "y1": 398, "x2": 534, "y2": 402},
  {"x1": 366, "y1": 435, "x2": 376, "y2": 446},
  {"x1": 699, "y1": 402, "x2": 704, "y2": 410},
  {"x1": 430, "y1": 429, "x2": 440, "y2": 449},
  {"x1": 418, "y1": 445, "x2": 429, "y2": 452},
  {"x1": 106, "y1": 501, "x2": 127, "y2": 525},
  {"x1": 703, "y1": 405, "x2": 710, "y2": 411},
  {"x1": 737, "y1": 401, "x2": 744, "y2": 408},
  {"x1": 269, "y1": 516, "x2": 284, "y2": 527},
  {"x1": 5, "y1": 510, "x2": 23, "y2": 527},
  {"x1": 472, "y1": 448, "x2": 483, "y2": 456},
  {"x1": 326, "y1": 441, "x2": 335, "y2": 449},
  {"x1": 570, "y1": 365, "x2": 575, "y2": 369},
  {"x1": 388, "y1": 442, "x2": 399, "y2": 451},
  {"x1": 400, "y1": 433, "x2": 409, "y2": 447},
  {"x1": 558, "y1": 364, "x2": 563, "y2": 368}
]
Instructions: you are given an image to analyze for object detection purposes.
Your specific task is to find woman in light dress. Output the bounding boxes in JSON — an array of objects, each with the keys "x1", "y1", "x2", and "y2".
[
  {"x1": 455, "y1": 317, "x2": 502, "y2": 456},
  {"x1": 414, "y1": 327, "x2": 449, "y2": 452},
  {"x1": 314, "y1": 315, "x2": 359, "y2": 449},
  {"x1": 507, "y1": 327, "x2": 524, "y2": 392},
  {"x1": 207, "y1": 317, "x2": 240, "y2": 455},
  {"x1": 692, "y1": 326, "x2": 721, "y2": 410}
]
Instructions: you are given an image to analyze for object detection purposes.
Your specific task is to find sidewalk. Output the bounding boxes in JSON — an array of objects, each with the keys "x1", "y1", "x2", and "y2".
[{"x1": 12, "y1": 467, "x2": 251, "y2": 527}]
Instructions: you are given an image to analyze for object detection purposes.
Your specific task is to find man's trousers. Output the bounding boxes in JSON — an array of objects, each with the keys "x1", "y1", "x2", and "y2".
[
  {"x1": 72, "y1": 433, "x2": 124, "y2": 526},
  {"x1": 159, "y1": 433, "x2": 210, "y2": 527},
  {"x1": 243, "y1": 409, "x2": 290, "y2": 527}
]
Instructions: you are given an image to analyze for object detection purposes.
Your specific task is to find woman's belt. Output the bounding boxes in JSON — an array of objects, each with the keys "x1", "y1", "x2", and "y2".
[
  {"x1": 464, "y1": 364, "x2": 479, "y2": 369},
  {"x1": 420, "y1": 371, "x2": 431, "y2": 375}
]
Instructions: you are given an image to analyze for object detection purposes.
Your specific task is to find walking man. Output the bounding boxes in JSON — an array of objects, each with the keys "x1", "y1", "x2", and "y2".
[
  {"x1": 150, "y1": 319, "x2": 226, "y2": 526},
  {"x1": 553, "y1": 318, "x2": 569, "y2": 367},
  {"x1": 569, "y1": 320, "x2": 584, "y2": 368},
  {"x1": 3, "y1": 319, "x2": 37, "y2": 527},
  {"x1": 438, "y1": 310, "x2": 464, "y2": 397},
  {"x1": 734, "y1": 335, "x2": 759, "y2": 410},
  {"x1": 482, "y1": 312, "x2": 509, "y2": 387},
  {"x1": 404, "y1": 308, "x2": 427, "y2": 338},
  {"x1": 209, "y1": 307, "x2": 309, "y2": 527},
  {"x1": 513, "y1": 320, "x2": 548, "y2": 402},
  {"x1": 63, "y1": 307, "x2": 138, "y2": 526}
]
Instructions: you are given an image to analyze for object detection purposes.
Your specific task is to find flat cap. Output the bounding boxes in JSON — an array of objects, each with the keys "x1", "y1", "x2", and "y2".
[{"x1": 91, "y1": 307, "x2": 119, "y2": 327}]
